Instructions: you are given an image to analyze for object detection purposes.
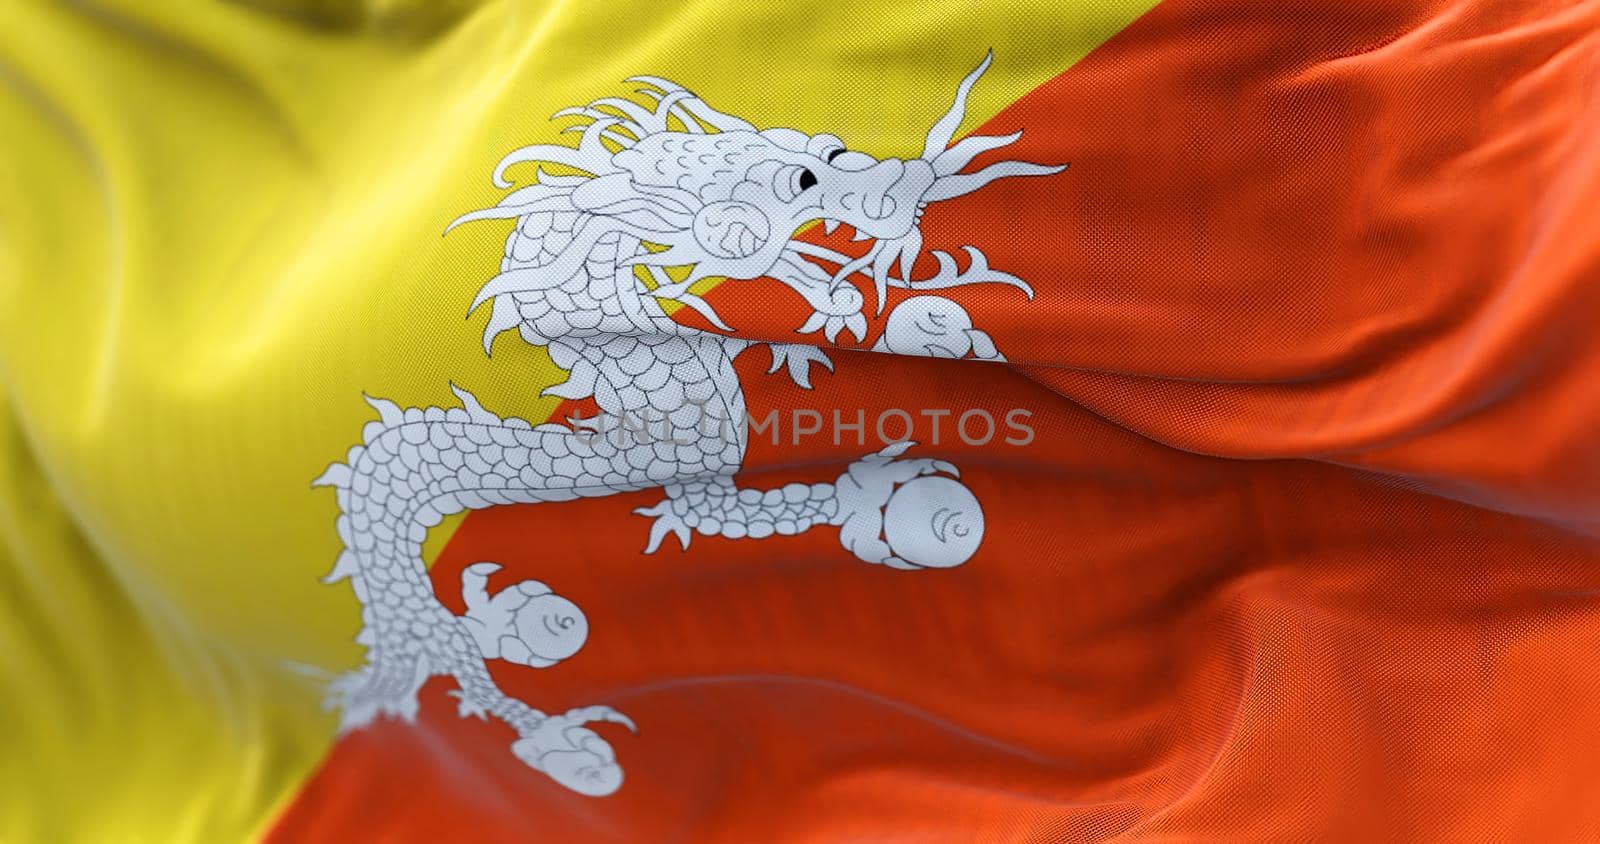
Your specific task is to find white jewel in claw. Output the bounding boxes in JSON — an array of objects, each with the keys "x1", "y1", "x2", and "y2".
[
  {"x1": 460, "y1": 562, "x2": 589, "y2": 668},
  {"x1": 874, "y1": 295, "x2": 1006, "y2": 361},
  {"x1": 883, "y1": 476, "x2": 985, "y2": 569}
]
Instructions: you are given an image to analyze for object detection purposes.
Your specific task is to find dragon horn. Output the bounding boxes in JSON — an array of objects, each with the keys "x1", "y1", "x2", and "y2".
[{"x1": 922, "y1": 50, "x2": 993, "y2": 160}]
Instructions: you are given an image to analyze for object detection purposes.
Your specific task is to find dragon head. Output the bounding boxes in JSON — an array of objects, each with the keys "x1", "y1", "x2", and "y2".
[
  {"x1": 608, "y1": 128, "x2": 935, "y2": 281},
  {"x1": 453, "y1": 53, "x2": 1062, "y2": 341}
]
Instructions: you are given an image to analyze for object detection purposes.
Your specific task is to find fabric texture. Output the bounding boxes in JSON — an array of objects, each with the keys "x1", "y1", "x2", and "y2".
[{"x1": 1, "y1": 1, "x2": 1597, "y2": 841}]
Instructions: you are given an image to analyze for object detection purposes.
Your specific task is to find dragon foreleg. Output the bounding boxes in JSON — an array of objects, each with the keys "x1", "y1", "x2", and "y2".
[{"x1": 634, "y1": 442, "x2": 986, "y2": 571}]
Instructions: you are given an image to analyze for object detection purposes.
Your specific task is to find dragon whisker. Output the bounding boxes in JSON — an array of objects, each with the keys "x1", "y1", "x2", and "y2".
[
  {"x1": 929, "y1": 130, "x2": 1022, "y2": 177},
  {"x1": 924, "y1": 160, "x2": 1066, "y2": 203}
]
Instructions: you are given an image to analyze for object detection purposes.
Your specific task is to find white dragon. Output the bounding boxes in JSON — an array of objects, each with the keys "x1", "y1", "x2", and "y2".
[{"x1": 313, "y1": 53, "x2": 1062, "y2": 797}]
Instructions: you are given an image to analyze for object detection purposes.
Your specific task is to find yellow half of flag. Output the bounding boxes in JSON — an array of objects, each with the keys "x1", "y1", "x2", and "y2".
[{"x1": 0, "y1": 2, "x2": 1154, "y2": 840}]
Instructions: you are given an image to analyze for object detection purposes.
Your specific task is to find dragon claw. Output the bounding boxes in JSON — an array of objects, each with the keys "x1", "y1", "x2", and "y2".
[
  {"x1": 835, "y1": 444, "x2": 985, "y2": 571},
  {"x1": 635, "y1": 501, "x2": 691, "y2": 553},
  {"x1": 448, "y1": 689, "x2": 490, "y2": 720},
  {"x1": 798, "y1": 309, "x2": 868, "y2": 345},
  {"x1": 875, "y1": 440, "x2": 916, "y2": 460},
  {"x1": 510, "y1": 703, "x2": 635, "y2": 797},
  {"x1": 560, "y1": 704, "x2": 637, "y2": 733},
  {"x1": 766, "y1": 343, "x2": 834, "y2": 389},
  {"x1": 896, "y1": 457, "x2": 959, "y2": 481}
]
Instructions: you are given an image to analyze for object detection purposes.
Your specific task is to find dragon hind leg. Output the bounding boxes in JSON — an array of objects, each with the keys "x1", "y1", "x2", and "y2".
[{"x1": 325, "y1": 650, "x2": 432, "y2": 731}]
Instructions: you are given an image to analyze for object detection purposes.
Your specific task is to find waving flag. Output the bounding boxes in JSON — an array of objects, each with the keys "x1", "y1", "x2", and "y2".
[{"x1": 2, "y1": 1, "x2": 1598, "y2": 841}]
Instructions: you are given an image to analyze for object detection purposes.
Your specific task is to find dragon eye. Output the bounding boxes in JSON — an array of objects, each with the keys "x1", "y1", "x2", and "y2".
[
  {"x1": 774, "y1": 165, "x2": 818, "y2": 202},
  {"x1": 805, "y1": 133, "x2": 846, "y2": 162},
  {"x1": 825, "y1": 148, "x2": 845, "y2": 163}
]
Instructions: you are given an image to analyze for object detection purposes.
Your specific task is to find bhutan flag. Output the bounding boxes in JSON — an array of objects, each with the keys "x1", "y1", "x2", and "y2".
[{"x1": 2, "y1": 1, "x2": 1599, "y2": 841}]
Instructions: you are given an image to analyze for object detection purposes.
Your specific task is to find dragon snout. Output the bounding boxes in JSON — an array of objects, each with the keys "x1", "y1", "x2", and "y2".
[
  {"x1": 861, "y1": 194, "x2": 898, "y2": 221},
  {"x1": 882, "y1": 158, "x2": 935, "y2": 217},
  {"x1": 844, "y1": 159, "x2": 909, "y2": 221},
  {"x1": 828, "y1": 158, "x2": 932, "y2": 233}
]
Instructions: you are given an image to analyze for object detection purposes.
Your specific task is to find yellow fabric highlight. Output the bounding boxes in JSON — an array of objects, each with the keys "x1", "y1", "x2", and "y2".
[{"x1": 0, "y1": 1, "x2": 1156, "y2": 840}]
